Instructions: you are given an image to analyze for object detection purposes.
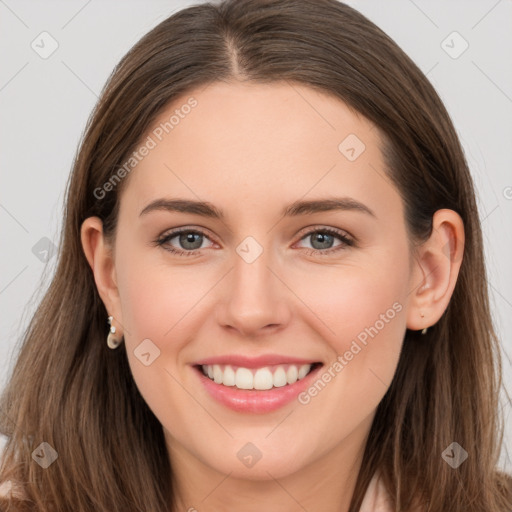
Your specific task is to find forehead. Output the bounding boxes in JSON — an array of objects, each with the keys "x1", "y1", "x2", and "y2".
[{"x1": 119, "y1": 80, "x2": 402, "y2": 224}]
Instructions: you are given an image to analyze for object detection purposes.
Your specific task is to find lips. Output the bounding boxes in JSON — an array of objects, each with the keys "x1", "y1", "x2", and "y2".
[{"x1": 192, "y1": 354, "x2": 324, "y2": 413}]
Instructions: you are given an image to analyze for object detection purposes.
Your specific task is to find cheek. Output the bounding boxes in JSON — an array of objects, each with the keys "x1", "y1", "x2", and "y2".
[
  {"x1": 114, "y1": 254, "x2": 200, "y2": 441},
  {"x1": 288, "y1": 257, "x2": 407, "y2": 352},
  {"x1": 115, "y1": 242, "x2": 200, "y2": 345},
  {"x1": 113, "y1": 247, "x2": 185, "y2": 387},
  {"x1": 292, "y1": 258, "x2": 408, "y2": 433}
]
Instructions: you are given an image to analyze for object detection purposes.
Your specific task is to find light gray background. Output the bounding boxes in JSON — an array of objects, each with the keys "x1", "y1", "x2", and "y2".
[{"x1": 1, "y1": 0, "x2": 511, "y2": 471}]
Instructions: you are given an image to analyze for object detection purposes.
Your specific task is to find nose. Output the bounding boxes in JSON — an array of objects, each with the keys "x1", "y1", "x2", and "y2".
[{"x1": 215, "y1": 246, "x2": 291, "y2": 338}]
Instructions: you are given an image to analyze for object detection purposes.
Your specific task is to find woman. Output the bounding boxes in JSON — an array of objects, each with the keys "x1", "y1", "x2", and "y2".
[{"x1": 1, "y1": 0, "x2": 511, "y2": 510}]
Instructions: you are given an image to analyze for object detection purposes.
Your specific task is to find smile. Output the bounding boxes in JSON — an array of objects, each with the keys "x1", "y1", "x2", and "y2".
[
  {"x1": 192, "y1": 356, "x2": 324, "y2": 413},
  {"x1": 200, "y1": 363, "x2": 318, "y2": 390}
]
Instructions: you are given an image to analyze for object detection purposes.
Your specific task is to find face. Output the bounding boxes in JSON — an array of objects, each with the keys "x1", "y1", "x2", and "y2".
[{"x1": 108, "y1": 81, "x2": 414, "y2": 482}]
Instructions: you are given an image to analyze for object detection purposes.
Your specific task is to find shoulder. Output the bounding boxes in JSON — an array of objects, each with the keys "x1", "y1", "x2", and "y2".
[
  {"x1": 359, "y1": 471, "x2": 394, "y2": 512},
  {"x1": 360, "y1": 471, "x2": 426, "y2": 512},
  {"x1": 0, "y1": 480, "x2": 29, "y2": 501}
]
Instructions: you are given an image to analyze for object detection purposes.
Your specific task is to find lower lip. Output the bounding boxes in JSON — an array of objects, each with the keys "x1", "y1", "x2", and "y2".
[{"x1": 194, "y1": 364, "x2": 323, "y2": 413}]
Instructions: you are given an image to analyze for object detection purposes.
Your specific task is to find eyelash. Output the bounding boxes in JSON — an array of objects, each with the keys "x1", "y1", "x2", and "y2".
[{"x1": 154, "y1": 226, "x2": 354, "y2": 257}]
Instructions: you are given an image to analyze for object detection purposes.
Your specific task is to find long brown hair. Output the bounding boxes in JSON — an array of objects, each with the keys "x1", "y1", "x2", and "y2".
[{"x1": 1, "y1": 0, "x2": 511, "y2": 510}]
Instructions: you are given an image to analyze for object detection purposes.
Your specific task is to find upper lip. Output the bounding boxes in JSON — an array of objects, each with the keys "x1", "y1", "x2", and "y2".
[{"x1": 193, "y1": 354, "x2": 320, "y2": 368}]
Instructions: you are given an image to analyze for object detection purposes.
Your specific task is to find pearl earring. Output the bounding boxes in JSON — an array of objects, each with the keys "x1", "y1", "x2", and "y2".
[
  {"x1": 107, "y1": 316, "x2": 123, "y2": 349},
  {"x1": 420, "y1": 312, "x2": 428, "y2": 335}
]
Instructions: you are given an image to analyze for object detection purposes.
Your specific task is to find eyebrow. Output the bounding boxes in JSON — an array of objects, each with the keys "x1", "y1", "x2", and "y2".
[{"x1": 139, "y1": 197, "x2": 376, "y2": 219}]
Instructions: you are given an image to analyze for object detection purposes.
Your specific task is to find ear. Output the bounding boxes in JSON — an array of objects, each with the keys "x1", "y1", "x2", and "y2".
[
  {"x1": 80, "y1": 216, "x2": 124, "y2": 332},
  {"x1": 406, "y1": 209, "x2": 465, "y2": 331}
]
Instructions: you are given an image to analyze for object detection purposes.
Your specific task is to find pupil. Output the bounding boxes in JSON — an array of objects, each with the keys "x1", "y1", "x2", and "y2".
[
  {"x1": 313, "y1": 233, "x2": 332, "y2": 249},
  {"x1": 181, "y1": 232, "x2": 202, "y2": 249}
]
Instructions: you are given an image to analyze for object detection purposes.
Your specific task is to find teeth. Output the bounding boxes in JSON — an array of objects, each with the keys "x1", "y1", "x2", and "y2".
[
  {"x1": 273, "y1": 367, "x2": 287, "y2": 387},
  {"x1": 253, "y1": 367, "x2": 273, "y2": 390},
  {"x1": 213, "y1": 365, "x2": 223, "y2": 384},
  {"x1": 235, "y1": 367, "x2": 253, "y2": 389},
  {"x1": 298, "y1": 364, "x2": 310, "y2": 379},
  {"x1": 201, "y1": 363, "x2": 314, "y2": 390},
  {"x1": 223, "y1": 365, "x2": 236, "y2": 386},
  {"x1": 286, "y1": 365, "x2": 298, "y2": 384}
]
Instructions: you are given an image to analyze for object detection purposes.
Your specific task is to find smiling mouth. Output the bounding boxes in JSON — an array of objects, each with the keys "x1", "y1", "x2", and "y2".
[{"x1": 195, "y1": 362, "x2": 323, "y2": 390}]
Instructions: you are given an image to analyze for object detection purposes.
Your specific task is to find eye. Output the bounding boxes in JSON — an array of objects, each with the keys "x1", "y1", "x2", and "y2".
[
  {"x1": 154, "y1": 228, "x2": 214, "y2": 256},
  {"x1": 295, "y1": 227, "x2": 354, "y2": 256}
]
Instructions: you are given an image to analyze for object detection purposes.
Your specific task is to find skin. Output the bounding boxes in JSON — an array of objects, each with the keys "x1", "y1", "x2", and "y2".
[{"x1": 81, "y1": 80, "x2": 464, "y2": 512}]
